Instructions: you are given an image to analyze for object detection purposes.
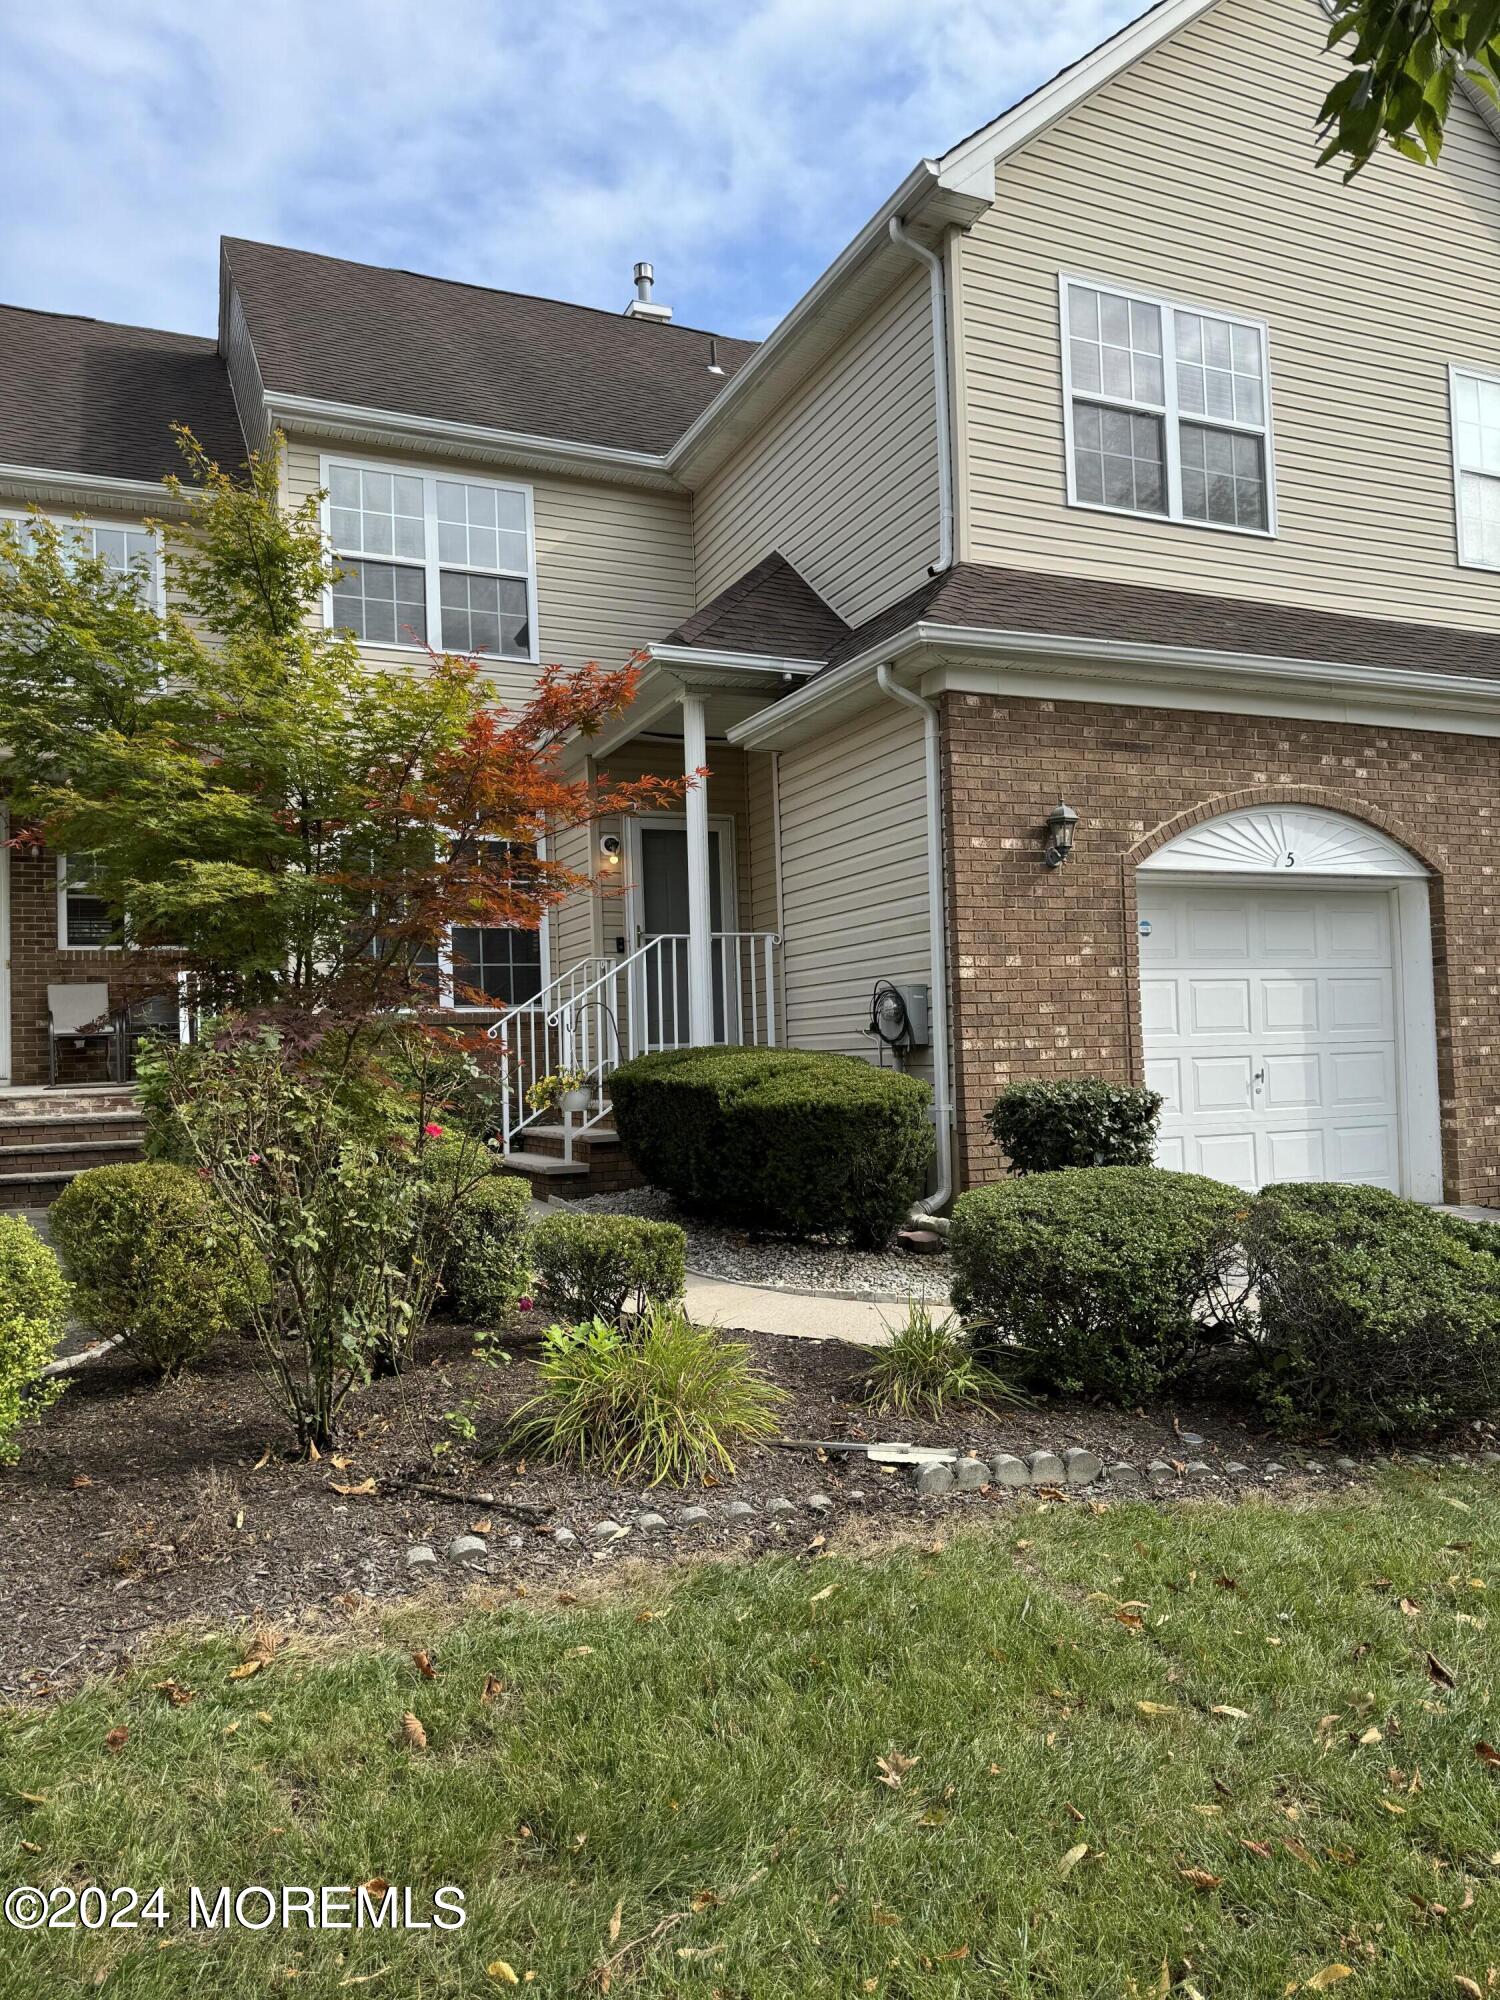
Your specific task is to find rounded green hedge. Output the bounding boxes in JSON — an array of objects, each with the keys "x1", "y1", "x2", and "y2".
[
  {"x1": 0, "y1": 1215, "x2": 69, "y2": 1464},
  {"x1": 446, "y1": 1173, "x2": 533, "y2": 1326},
  {"x1": 608, "y1": 1046, "x2": 933, "y2": 1248},
  {"x1": 531, "y1": 1211, "x2": 686, "y2": 1324},
  {"x1": 50, "y1": 1162, "x2": 261, "y2": 1378},
  {"x1": 950, "y1": 1165, "x2": 1245, "y2": 1401},
  {"x1": 1244, "y1": 1181, "x2": 1500, "y2": 1442}
]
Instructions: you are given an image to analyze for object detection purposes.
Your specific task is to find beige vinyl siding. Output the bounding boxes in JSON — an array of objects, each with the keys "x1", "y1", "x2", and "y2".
[
  {"x1": 961, "y1": 0, "x2": 1500, "y2": 628},
  {"x1": 775, "y1": 701, "x2": 933, "y2": 1085},
  {"x1": 691, "y1": 266, "x2": 939, "y2": 629},
  {"x1": 282, "y1": 436, "x2": 695, "y2": 704}
]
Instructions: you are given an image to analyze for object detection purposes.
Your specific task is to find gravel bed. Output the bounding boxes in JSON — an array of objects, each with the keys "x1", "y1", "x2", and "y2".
[{"x1": 567, "y1": 1184, "x2": 951, "y2": 1301}]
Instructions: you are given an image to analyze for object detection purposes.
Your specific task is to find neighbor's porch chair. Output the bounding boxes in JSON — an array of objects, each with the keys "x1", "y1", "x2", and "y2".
[{"x1": 46, "y1": 981, "x2": 116, "y2": 1086}]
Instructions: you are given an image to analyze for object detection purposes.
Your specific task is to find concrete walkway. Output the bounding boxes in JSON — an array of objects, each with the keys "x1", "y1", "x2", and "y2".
[{"x1": 684, "y1": 1273, "x2": 895, "y2": 1346}]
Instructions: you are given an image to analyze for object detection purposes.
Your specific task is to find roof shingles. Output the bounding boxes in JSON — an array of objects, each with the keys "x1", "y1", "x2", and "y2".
[
  {"x1": 663, "y1": 552, "x2": 850, "y2": 658},
  {"x1": 223, "y1": 238, "x2": 757, "y2": 458},
  {"x1": 0, "y1": 306, "x2": 244, "y2": 486}
]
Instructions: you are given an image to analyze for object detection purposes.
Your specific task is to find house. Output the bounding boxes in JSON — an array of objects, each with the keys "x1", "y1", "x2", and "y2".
[{"x1": 4, "y1": 0, "x2": 1500, "y2": 1212}]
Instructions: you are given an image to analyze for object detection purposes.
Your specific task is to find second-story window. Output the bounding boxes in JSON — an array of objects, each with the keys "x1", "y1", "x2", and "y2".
[
  {"x1": 1, "y1": 515, "x2": 159, "y2": 602},
  {"x1": 1061, "y1": 278, "x2": 1273, "y2": 535},
  {"x1": 1449, "y1": 366, "x2": 1500, "y2": 569},
  {"x1": 325, "y1": 459, "x2": 535, "y2": 659}
]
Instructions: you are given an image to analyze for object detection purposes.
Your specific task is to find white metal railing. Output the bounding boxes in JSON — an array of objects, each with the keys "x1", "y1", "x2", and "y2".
[{"x1": 492, "y1": 932, "x2": 781, "y2": 1154}]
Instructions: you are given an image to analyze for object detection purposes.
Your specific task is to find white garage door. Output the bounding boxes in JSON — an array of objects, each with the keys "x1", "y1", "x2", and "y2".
[{"x1": 1138, "y1": 884, "x2": 1401, "y2": 1192}]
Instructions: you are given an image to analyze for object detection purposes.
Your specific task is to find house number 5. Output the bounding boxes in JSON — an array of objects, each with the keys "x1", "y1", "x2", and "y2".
[{"x1": 1282, "y1": 850, "x2": 1297, "y2": 867}]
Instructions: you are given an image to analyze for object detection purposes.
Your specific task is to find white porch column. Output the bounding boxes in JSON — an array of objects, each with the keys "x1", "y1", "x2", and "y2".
[{"x1": 680, "y1": 692, "x2": 715, "y2": 1045}]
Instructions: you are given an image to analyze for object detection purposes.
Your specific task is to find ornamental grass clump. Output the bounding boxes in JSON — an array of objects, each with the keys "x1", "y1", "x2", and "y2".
[
  {"x1": 509, "y1": 1303, "x2": 783, "y2": 1486},
  {"x1": 864, "y1": 1301, "x2": 1023, "y2": 1422},
  {"x1": 0, "y1": 1216, "x2": 70, "y2": 1464}
]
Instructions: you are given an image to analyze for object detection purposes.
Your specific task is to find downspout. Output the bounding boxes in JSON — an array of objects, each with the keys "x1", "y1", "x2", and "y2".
[
  {"x1": 876, "y1": 662, "x2": 953, "y2": 1215},
  {"x1": 884, "y1": 216, "x2": 956, "y2": 1210},
  {"x1": 888, "y1": 215, "x2": 954, "y2": 575}
]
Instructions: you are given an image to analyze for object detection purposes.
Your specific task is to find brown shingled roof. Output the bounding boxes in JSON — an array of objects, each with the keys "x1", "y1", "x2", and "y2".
[
  {"x1": 224, "y1": 238, "x2": 758, "y2": 457},
  {"x1": 818, "y1": 562, "x2": 1500, "y2": 684},
  {"x1": 663, "y1": 552, "x2": 850, "y2": 658},
  {"x1": 0, "y1": 305, "x2": 245, "y2": 485}
]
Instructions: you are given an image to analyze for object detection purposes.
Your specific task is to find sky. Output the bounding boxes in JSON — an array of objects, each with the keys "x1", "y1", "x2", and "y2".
[{"x1": 0, "y1": 0, "x2": 1140, "y2": 345}]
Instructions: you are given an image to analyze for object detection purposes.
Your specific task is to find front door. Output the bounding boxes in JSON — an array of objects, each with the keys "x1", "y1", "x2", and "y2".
[{"x1": 635, "y1": 822, "x2": 729, "y2": 1048}]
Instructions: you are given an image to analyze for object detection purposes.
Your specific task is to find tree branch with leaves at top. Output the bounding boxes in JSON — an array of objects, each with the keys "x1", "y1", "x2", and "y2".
[{"x1": 1319, "y1": 0, "x2": 1500, "y2": 175}]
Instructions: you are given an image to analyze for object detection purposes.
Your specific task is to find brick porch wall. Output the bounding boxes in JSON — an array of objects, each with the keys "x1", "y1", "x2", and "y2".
[
  {"x1": 6, "y1": 853, "x2": 159, "y2": 1086},
  {"x1": 940, "y1": 690, "x2": 1499, "y2": 1207}
]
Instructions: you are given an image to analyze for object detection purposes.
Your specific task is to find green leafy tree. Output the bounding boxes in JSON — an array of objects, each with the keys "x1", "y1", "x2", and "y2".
[
  {"x1": 1319, "y1": 0, "x2": 1500, "y2": 174},
  {"x1": 0, "y1": 429, "x2": 684, "y2": 1014}
]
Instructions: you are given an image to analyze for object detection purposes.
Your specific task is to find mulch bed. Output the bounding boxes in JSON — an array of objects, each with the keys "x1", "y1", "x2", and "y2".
[{"x1": 0, "y1": 1316, "x2": 1392, "y2": 1704}]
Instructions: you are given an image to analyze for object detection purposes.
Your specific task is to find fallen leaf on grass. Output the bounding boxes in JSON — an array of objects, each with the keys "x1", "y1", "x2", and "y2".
[
  {"x1": 1136, "y1": 1701, "x2": 1177, "y2": 1717},
  {"x1": 486, "y1": 1963, "x2": 520, "y2": 1986},
  {"x1": 1301, "y1": 1967, "x2": 1354, "y2": 1990},
  {"x1": 1357, "y1": 1726, "x2": 1383, "y2": 1746},
  {"x1": 1057, "y1": 1843, "x2": 1088, "y2": 1877},
  {"x1": 1178, "y1": 1866, "x2": 1223, "y2": 1892},
  {"x1": 152, "y1": 1679, "x2": 194, "y2": 1707},
  {"x1": 1212, "y1": 1705, "x2": 1250, "y2": 1720},
  {"x1": 401, "y1": 1712, "x2": 427, "y2": 1751},
  {"x1": 16, "y1": 1792, "x2": 48, "y2": 1806},
  {"x1": 876, "y1": 1752, "x2": 918, "y2": 1789},
  {"x1": 1240, "y1": 1839, "x2": 1274, "y2": 1859},
  {"x1": 411, "y1": 1650, "x2": 437, "y2": 1680},
  {"x1": 1283, "y1": 1838, "x2": 1321, "y2": 1873},
  {"x1": 607, "y1": 1900, "x2": 622, "y2": 1944},
  {"x1": 1426, "y1": 1652, "x2": 1457, "y2": 1689},
  {"x1": 810, "y1": 1584, "x2": 840, "y2": 1604},
  {"x1": 337, "y1": 1971, "x2": 389, "y2": 1988},
  {"x1": 1399, "y1": 1597, "x2": 1421, "y2": 1616},
  {"x1": 104, "y1": 1727, "x2": 128, "y2": 1755},
  {"x1": 480, "y1": 1674, "x2": 506, "y2": 1703},
  {"x1": 1475, "y1": 1741, "x2": 1500, "y2": 1771},
  {"x1": 227, "y1": 1661, "x2": 263, "y2": 1682},
  {"x1": 1453, "y1": 1979, "x2": 1484, "y2": 1998}
]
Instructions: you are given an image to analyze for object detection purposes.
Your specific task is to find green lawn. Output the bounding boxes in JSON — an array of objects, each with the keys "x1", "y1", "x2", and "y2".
[{"x1": 2, "y1": 1475, "x2": 1497, "y2": 1998}]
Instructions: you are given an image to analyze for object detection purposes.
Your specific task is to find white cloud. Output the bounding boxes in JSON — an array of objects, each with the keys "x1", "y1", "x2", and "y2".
[{"x1": 0, "y1": 0, "x2": 1137, "y2": 338}]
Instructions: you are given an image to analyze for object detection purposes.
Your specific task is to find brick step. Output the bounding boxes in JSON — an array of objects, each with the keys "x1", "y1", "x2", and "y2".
[
  {"x1": 0, "y1": 1170, "x2": 84, "y2": 1208},
  {"x1": 0, "y1": 1138, "x2": 146, "y2": 1174},
  {"x1": 0, "y1": 1088, "x2": 139, "y2": 1118},
  {"x1": 501, "y1": 1142, "x2": 645, "y2": 1202},
  {"x1": 523, "y1": 1125, "x2": 621, "y2": 1161},
  {"x1": 0, "y1": 1114, "x2": 147, "y2": 1147}
]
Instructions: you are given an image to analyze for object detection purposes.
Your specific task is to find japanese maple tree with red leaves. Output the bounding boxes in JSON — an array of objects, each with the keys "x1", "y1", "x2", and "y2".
[{"x1": 0, "y1": 429, "x2": 688, "y2": 1018}]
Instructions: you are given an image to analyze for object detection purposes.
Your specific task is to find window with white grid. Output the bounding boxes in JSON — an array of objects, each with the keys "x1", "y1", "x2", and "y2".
[
  {"x1": 1061, "y1": 278, "x2": 1274, "y2": 534},
  {"x1": 1, "y1": 514, "x2": 159, "y2": 603},
  {"x1": 1450, "y1": 367, "x2": 1500, "y2": 569},
  {"x1": 324, "y1": 459, "x2": 535, "y2": 659}
]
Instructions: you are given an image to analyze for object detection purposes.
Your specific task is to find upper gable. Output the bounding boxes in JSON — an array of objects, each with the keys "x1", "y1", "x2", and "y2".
[{"x1": 956, "y1": 0, "x2": 1500, "y2": 631}]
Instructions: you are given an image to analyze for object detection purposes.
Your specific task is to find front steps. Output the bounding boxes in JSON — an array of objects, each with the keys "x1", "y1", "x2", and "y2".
[
  {"x1": 502, "y1": 1115, "x2": 645, "y2": 1202},
  {"x1": 0, "y1": 1088, "x2": 148, "y2": 1207}
]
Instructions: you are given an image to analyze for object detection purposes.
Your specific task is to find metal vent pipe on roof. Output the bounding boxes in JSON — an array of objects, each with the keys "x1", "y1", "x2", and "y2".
[{"x1": 624, "y1": 260, "x2": 673, "y2": 322}]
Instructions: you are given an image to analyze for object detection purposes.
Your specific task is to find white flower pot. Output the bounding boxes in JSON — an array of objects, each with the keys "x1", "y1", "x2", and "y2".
[{"x1": 561, "y1": 1087, "x2": 590, "y2": 1115}]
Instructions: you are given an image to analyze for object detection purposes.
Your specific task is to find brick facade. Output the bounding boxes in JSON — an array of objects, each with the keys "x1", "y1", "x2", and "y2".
[
  {"x1": 5, "y1": 853, "x2": 161, "y2": 1086},
  {"x1": 940, "y1": 690, "x2": 1498, "y2": 1207}
]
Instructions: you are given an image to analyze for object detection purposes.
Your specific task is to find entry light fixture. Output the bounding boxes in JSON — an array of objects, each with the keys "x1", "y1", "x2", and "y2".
[
  {"x1": 1043, "y1": 803, "x2": 1078, "y2": 869},
  {"x1": 599, "y1": 832, "x2": 622, "y2": 870}
]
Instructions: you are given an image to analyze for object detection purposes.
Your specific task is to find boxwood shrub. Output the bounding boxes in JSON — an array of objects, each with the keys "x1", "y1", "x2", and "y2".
[
  {"x1": 446, "y1": 1174, "x2": 533, "y2": 1326},
  {"x1": 0, "y1": 1215, "x2": 70, "y2": 1464},
  {"x1": 1244, "y1": 1182, "x2": 1500, "y2": 1442},
  {"x1": 50, "y1": 1162, "x2": 261, "y2": 1378},
  {"x1": 950, "y1": 1166, "x2": 1245, "y2": 1401},
  {"x1": 608, "y1": 1046, "x2": 933, "y2": 1247},
  {"x1": 986, "y1": 1078, "x2": 1163, "y2": 1173},
  {"x1": 531, "y1": 1211, "x2": 686, "y2": 1324}
]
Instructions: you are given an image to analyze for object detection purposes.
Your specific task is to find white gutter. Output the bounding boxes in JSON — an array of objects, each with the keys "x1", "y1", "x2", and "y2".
[
  {"x1": 644, "y1": 643, "x2": 825, "y2": 677},
  {"x1": 729, "y1": 618, "x2": 1500, "y2": 749},
  {"x1": 0, "y1": 462, "x2": 190, "y2": 510},
  {"x1": 261, "y1": 390, "x2": 680, "y2": 485},
  {"x1": 887, "y1": 218, "x2": 955, "y2": 576},
  {"x1": 875, "y1": 662, "x2": 953, "y2": 1214}
]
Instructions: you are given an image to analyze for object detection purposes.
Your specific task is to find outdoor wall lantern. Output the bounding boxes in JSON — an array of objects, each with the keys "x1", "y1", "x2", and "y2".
[{"x1": 1043, "y1": 803, "x2": 1078, "y2": 869}]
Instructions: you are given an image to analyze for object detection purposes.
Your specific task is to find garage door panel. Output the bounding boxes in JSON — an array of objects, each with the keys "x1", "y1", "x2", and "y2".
[
  {"x1": 1196, "y1": 1132, "x2": 1258, "y2": 1188},
  {"x1": 1328, "y1": 1047, "x2": 1396, "y2": 1108},
  {"x1": 1186, "y1": 904, "x2": 1252, "y2": 958},
  {"x1": 1192, "y1": 1055, "x2": 1254, "y2": 1111},
  {"x1": 1261, "y1": 978, "x2": 1318, "y2": 1034},
  {"x1": 1140, "y1": 979, "x2": 1179, "y2": 1035},
  {"x1": 1188, "y1": 979, "x2": 1251, "y2": 1035},
  {"x1": 1264, "y1": 1127, "x2": 1327, "y2": 1183},
  {"x1": 1328, "y1": 977, "x2": 1391, "y2": 1033},
  {"x1": 1262, "y1": 1052, "x2": 1321, "y2": 1108},
  {"x1": 1139, "y1": 883, "x2": 1401, "y2": 1196}
]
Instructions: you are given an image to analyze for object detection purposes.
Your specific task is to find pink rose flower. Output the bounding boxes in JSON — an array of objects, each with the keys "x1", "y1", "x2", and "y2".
[
  {"x1": 518, "y1": 1296, "x2": 534, "y2": 1313},
  {"x1": 423, "y1": 1122, "x2": 444, "y2": 1139}
]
